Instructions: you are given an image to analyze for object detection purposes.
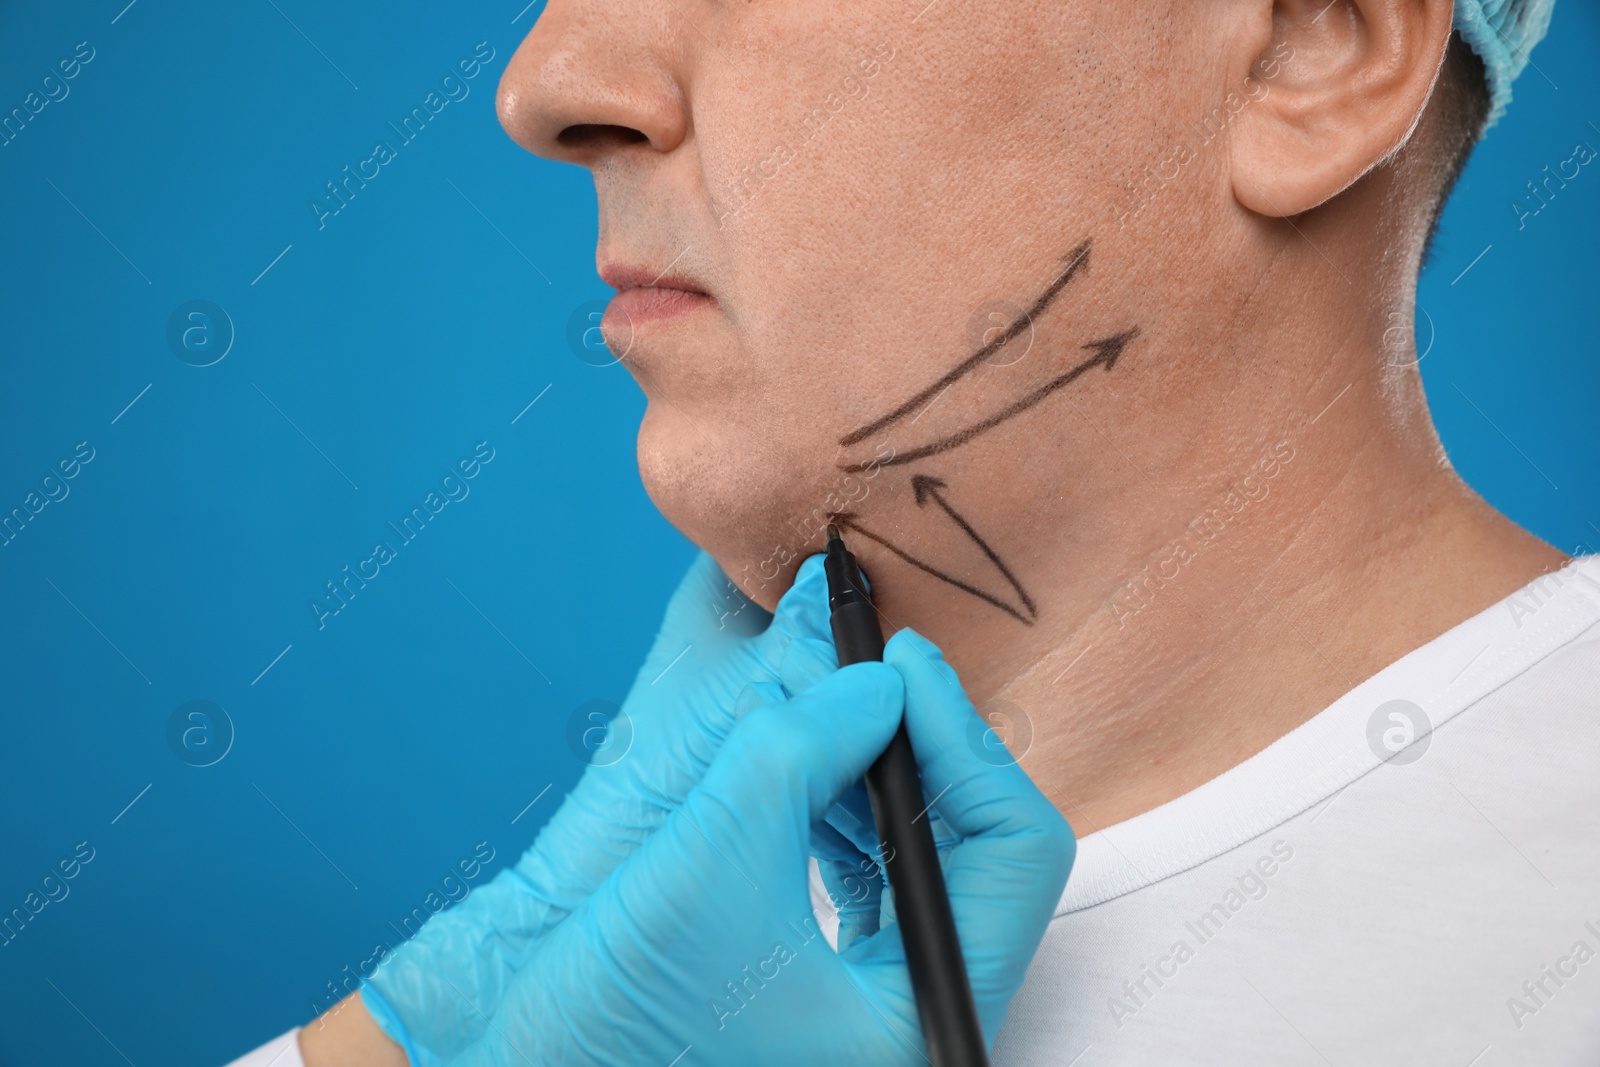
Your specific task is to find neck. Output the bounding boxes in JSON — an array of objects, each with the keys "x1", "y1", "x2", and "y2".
[{"x1": 856, "y1": 228, "x2": 1563, "y2": 834}]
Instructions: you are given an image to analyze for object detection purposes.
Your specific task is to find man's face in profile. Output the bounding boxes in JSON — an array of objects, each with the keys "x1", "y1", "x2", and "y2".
[{"x1": 497, "y1": 2, "x2": 1226, "y2": 609}]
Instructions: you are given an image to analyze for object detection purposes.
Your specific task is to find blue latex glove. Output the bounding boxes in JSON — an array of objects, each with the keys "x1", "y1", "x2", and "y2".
[
  {"x1": 778, "y1": 634, "x2": 969, "y2": 951},
  {"x1": 363, "y1": 551, "x2": 837, "y2": 1064},
  {"x1": 449, "y1": 628, "x2": 1075, "y2": 1065}
]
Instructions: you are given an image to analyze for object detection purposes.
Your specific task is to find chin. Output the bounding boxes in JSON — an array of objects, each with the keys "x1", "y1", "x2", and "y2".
[{"x1": 634, "y1": 403, "x2": 832, "y2": 611}]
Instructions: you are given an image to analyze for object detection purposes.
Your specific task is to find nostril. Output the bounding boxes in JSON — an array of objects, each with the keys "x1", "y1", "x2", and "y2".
[{"x1": 557, "y1": 123, "x2": 650, "y2": 151}]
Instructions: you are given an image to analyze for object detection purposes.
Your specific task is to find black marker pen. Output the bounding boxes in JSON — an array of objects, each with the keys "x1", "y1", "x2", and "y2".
[{"x1": 824, "y1": 523, "x2": 989, "y2": 1067}]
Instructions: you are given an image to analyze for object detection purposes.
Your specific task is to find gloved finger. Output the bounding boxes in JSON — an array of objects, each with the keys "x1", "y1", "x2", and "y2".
[
  {"x1": 690, "y1": 660, "x2": 905, "y2": 838},
  {"x1": 755, "y1": 553, "x2": 833, "y2": 653},
  {"x1": 884, "y1": 629, "x2": 1065, "y2": 844},
  {"x1": 493, "y1": 566, "x2": 828, "y2": 955},
  {"x1": 825, "y1": 778, "x2": 956, "y2": 863},
  {"x1": 640, "y1": 551, "x2": 766, "y2": 677},
  {"x1": 623, "y1": 559, "x2": 833, "y2": 794},
  {"x1": 823, "y1": 778, "x2": 880, "y2": 858},
  {"x1": 778, "y1": 634, "x2": 838, "y2": 697},
  {"x1": 926, "y1": 805, "x2": 960, "y2": 855},
  {"x1": 883, "y1": 628, "x2": 1074, "y2": 1035},
  {"x1": 614, "y1": 556, "x2": 830, "y2": 796},
  {"x1": 369, "y1": 557, "x2": 830, "y2": 1061},
  {"x1": 819, "y1": 860, "x2": 885, "y2": 951},
  {"x1": 810, "y1": 816, "x2": 861, "y2": 867},
  {"x1": 651, "y1": 554, "x2": 830, "y2": 703},
  {"x1": 810, "y1": 820, "x2": 884, "y2": 949},
  {"x1": 453, "y1": 671, "x2": 918, "y2": 1067},
  {"x1": 735, "y1": 680, "x2": 787, "y2": 717},
  {"x1": 821, "y1": 783, "x2": 898, "y2": 938}
]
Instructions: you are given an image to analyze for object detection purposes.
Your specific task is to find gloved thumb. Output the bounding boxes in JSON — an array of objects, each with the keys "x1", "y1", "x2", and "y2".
[
  {"x1": 697, "y1": 660, "x2": 905, "y2": 827},
  {"x1": 883, "y1": 628, "x2": 1074, "y2": 1035},
  {"x1": 758, "y1": 553, "x2": 834, "y2": 651}
]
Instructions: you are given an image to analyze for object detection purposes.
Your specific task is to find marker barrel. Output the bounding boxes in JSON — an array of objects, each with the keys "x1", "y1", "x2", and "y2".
[{"x1": 826, "y1": 538, "x2": 989, "y2": 1067}]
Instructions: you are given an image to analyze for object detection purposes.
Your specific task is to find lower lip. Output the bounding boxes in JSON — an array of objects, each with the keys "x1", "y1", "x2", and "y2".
[{"x1": 603, "y1": 286, "x2": 713, "y2": 331}]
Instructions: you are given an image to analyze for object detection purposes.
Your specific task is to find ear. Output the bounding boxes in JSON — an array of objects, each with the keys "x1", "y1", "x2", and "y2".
[{"x1": 1229, "y1": 0, "x2": 1455, "y2": 217}]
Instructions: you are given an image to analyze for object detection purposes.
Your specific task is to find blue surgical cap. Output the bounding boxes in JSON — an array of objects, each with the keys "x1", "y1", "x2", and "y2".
[{"x1": 1453, "y1": 0, "x2": 1557, "y2": 126}]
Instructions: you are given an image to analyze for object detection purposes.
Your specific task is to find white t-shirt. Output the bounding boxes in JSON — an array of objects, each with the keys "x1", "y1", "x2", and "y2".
[
  {"x1": 239, "y1": 557, "x2": 1600, "y2": 1067},
  {"x1": 830, "y1": 554, "x2": 1600, "y2": 1064}
]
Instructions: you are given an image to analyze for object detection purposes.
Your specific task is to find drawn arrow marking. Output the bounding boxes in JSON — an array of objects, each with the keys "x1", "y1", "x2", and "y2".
[
  {"x1": 911, "y1": 473, "x2": 1036, "y2": 618},
  {"x1": 835, "y1": 476, "x2": 1037, "y2": 626},
  {"x1": 841, "y1": 239, "x2": 1093, "y2": 448},
  {"x1": 841, "y1": 328, "x2": 1139, "y2": 473}
]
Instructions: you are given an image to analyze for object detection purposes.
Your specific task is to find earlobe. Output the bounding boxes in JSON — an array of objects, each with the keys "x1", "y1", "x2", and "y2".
[{"x1": 1229, "y1": 0, "x2": 1454, "y2": 218}]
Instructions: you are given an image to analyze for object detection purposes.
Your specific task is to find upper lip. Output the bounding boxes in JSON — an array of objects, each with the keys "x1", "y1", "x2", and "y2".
[{"x1": 598, "y1": 260, "x2": 708, "y2": 295}]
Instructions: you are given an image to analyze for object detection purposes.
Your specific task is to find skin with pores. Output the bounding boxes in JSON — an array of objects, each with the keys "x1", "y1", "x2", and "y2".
[
  {"x1": 298, "y1": 0, "x2": 1566, "y2": 1062},
  {"x1": 491, "y1": 0, "x2": 1561, "y2": 831}
]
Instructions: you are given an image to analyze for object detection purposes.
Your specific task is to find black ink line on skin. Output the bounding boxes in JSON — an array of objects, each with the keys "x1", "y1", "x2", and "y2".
[
  {"x1": 838, "y1": 239, "x2": 1100, "y2": 447},
  {"x1": 834, "y1": 511, "x2": 1035, "y2": 626},
  {"x1": 910, "y1": 474, "x2": 1034, "y2": 618},
  {"x1": 840, "y1": 238, "x2": 1092, "y2": 447},
  {"x1": 832, "y1": 235, "x2": 1142, "y2": 624},
  {"x1": 839, "y1": 329, "x2": 1138, "y2": 472}
]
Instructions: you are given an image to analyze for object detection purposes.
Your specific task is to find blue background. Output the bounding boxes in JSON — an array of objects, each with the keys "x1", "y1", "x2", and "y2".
[{"x1": 0, "y1": 2, "x2": 1594, "y2": 1064}]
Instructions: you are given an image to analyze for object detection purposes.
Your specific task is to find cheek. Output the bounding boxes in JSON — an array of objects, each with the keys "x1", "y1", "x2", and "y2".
[{"x1": 697, "y1": 50, "x2": 1093, "y2": 455}]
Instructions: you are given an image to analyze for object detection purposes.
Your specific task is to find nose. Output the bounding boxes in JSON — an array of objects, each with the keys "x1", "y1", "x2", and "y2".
[{"x1": 496, "y1": 1, "x2": 690, "y2": 168}]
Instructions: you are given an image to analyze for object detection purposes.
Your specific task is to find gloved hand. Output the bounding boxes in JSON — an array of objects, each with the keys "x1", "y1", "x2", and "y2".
[
  {"x1": 448, "y1": 628, "x2": 1075, "y2": 1065},
  {"x1": 363, "y1": 551, "x2": 838, "y2": 1065},
  {"x1": 776, "y1": 632, "x2": 966, "y2": 952}
]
